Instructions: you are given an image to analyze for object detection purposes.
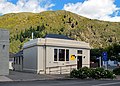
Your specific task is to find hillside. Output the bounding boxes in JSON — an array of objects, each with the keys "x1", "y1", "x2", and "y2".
[{"x1": 0, "y1": 10, "x2": 120, "y2": 53}]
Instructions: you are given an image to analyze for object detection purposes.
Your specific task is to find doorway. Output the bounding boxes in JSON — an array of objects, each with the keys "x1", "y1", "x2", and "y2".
[{"x1": 77, "y1": 56, "x2": 82, "y2": 69}]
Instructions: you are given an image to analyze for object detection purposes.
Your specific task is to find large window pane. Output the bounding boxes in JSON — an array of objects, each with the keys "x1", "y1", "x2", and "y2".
[
  {"x1": 66, "y1": 50, "x2": 69, "y2": 61},
  {"x1": 59, "y1": 49, "x2": 65, "y2": 61},
  {"x1": 54, "y1": 49, "x2": 57, "y2": 61}
]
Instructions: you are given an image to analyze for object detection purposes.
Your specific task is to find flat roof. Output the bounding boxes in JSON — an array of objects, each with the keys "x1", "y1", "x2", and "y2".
[
  {"x1": 23, "y1": 38, "x2": 90, "y2": 49},
  {"x1": 44, "y1": 34, "x2": 73, "y2": 40}
]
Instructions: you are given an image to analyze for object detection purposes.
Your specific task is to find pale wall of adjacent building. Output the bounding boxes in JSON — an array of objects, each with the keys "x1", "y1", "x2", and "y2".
[{"x1": 0, "y1": 29, "x2": 9, "y2": 75}]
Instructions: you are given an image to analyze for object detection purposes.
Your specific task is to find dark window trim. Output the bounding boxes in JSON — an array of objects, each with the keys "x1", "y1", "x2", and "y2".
[
  {"x1": 54, "y1": 49, "x2": 58, "y2": 61},
  {"x1": 54, "y1": 48, "x2": 69, "y2": 61},
  {"x1": 66, "y1": 49, "x2": 69, "y2": 61},
  {"x1": 19, "y1": 57, "x2": 21, "y2": 65},
  {"x1": 77, "y1": 50, "x2": 83, "y2": 54}
]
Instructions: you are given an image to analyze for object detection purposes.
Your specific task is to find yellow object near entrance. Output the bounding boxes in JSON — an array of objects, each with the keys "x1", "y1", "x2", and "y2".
[{"x1": 70, "y1": 55, "x2": 76, "y2": 60}]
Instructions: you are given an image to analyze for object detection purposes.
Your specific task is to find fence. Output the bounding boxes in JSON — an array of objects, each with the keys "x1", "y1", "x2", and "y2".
[{"x1": 46, "y1": 64, "x2": 77, "y2": 74}]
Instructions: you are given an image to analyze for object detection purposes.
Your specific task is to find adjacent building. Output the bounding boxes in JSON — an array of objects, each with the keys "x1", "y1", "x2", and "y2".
[
  {"x1": 14, "y1": 34, "x2": 90, "y2": 74},
  {"x1": 0, "y1": 29, "x2": 9, "y2": 75},
  {"x1": 13, "y1": 50, "x2": 23, "y2": 71}
]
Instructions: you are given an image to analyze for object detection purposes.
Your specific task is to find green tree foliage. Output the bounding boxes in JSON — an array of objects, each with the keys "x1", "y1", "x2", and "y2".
[
  {"x1": 10, "y1": 24, "x2": 46, "y2": 52},
  {"x1": 113, "y1": 68, "x2": 120, "y2": 75},
  {"x1": 90, "y1": 48, "x2": 103, "y2": 62},
  {"x1": 91, "y1": 43, "x2": 120, "y2": 62},
  {"x1": 106, "y1": 43, "x2": 120, "y2": 61}
]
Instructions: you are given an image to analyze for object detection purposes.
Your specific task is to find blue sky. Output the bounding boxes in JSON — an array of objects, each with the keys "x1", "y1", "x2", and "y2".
[
  {"x1": 115, "y1": 0, "x2": 120, "y2": 7},
  {"x1": 114, "y1": 0, "x2": 120, "y2": 16},
  {"x1": 7, "y1": 0, "x2": 120, "y2": 11},
  {"x1": 0, "y1": 0, "x2": 120, "y2": 22},
  {"x1": 7, "y1": 0, "x2": 85, "y2": 10},
  {"x1": 51, "y1": 0, "x2": 85, "y2": 10}
]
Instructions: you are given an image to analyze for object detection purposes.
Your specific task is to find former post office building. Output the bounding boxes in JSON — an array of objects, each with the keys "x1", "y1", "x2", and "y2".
[{"x1": 14, "y1": 34, "x2": 90, "y2": 74}]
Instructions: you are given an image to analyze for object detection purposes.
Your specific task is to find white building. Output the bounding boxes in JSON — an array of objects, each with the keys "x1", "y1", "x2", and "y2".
[
  {"x1": 9, "y1": 58, "x2": 13, "y2": 70},
  {"x1": 0, "y1": 29, "x2": 9, "y2": 75},
  {"x1": 14, "y1": 34, "x2": 90, "y2": 74}
]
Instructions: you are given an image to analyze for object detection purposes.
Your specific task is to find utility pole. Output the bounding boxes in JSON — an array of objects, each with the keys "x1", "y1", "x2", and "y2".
[
  {"x1": 32, "y1": 32, "x2": 34, "y2": 39},
  {"x1": 99, "y1": 56, "x2": 102, "y2": 68}
]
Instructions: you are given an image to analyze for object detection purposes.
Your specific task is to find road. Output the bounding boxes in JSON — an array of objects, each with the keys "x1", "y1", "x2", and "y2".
[{"x1": 0, "y1": 79, "x2": 120, "y2": 86}]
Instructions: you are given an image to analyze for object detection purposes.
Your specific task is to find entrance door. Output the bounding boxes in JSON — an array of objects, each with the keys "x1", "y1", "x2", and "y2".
[{"x1": 77, "y1": 56, "x2": 82, "y2": 69}]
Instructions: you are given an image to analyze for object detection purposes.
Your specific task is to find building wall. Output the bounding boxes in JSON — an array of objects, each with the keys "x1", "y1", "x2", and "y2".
[
  {"x1": 82, "y1": 49, "x2": 90, "y2": 67},
  {"x1": 0, "y1": 29, "x2": 9, "y2": 75},
  {"x1": 23, "y1": 38, "x2": 90, "y2": 74},
  {"x1": 14, "y1": 64, "x2": 23, "y2": 71},
  {"x1": 37, "y1": 46, "x2": 44, "y2": 74},
  {"x1": 44, "y1": 46, "x2": 90, "y2": 74},
  {"x1": 23, "y1": 46, "x2": 38, "y2": 73},
  {"x1": 45, "y1": 46, "x2": 76, "y2": 74},
  {"x1": 13, "y1": 57, "x2": 23, "y2": 71},
  {"x1": 24, "y1": 46, "x2": 90, "y2": 74}
]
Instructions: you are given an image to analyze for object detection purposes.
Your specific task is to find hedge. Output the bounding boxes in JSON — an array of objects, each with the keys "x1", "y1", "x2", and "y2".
[
  {"x1": 113, "y1": 68, "x2": 120, "y2": 75},
  {"x1": 70, "y1": 67, "x2": 116, "y2": 79}
]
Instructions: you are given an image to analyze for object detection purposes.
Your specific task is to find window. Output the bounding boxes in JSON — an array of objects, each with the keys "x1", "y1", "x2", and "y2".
[
  {"x1": 14, "y1": 57, "x2": 15, "y2": 64},
  {"x1": 66, "y1": 50, "x2": 69, "y2": 61},
  {"x1": 77, "y1": 50, "x2": 82, "y2": 54},
  {"x1": 59, "y1": 49, "x2": 65, "y2": 61},
  {"x1": 3, "y1": 45, "x2": 5, "y2": 49},
  {"x1": 54, "y1": 49, "x2": 69, "y2": 61},
  {"x1": 54, "y1": 49, "x2": 57, "y2": 61},
  {"x1": 19, "y1": 57, "x2": 21, "y2": 65}
]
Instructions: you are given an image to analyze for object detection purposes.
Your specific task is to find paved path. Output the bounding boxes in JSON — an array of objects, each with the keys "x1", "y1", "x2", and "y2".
[
  {"x1": 3, "y1": 70, "x2": 69, "y2": 81},
  {"x1": 0, "y1": 76, "x2": 12, "y2": 82}
]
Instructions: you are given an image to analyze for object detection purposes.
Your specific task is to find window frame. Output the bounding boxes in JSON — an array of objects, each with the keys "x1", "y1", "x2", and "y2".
[
  {"x1": 66, "y1": 49, "x2": 69, "y2": 61},
  {"x1": 54, "y1": 49, "x2": 58, "y2": 61},
  {"x1": 18, "y1": 57, "x2": 21, "y2": 65},
  {"x1": 77, "y1": 50, "x2": 83, "y2": 54},
  {"x1": 54, "y1": 48, "x2": 69, "y2": 62}
]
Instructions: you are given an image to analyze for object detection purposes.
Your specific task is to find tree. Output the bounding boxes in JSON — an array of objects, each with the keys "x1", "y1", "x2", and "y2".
[
  {"x1": 106, "y1": 43, "x2": 120, "y2": 61},
  {"x1": 90, "y1": 48, "x2": 103, "y2": 62}
]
